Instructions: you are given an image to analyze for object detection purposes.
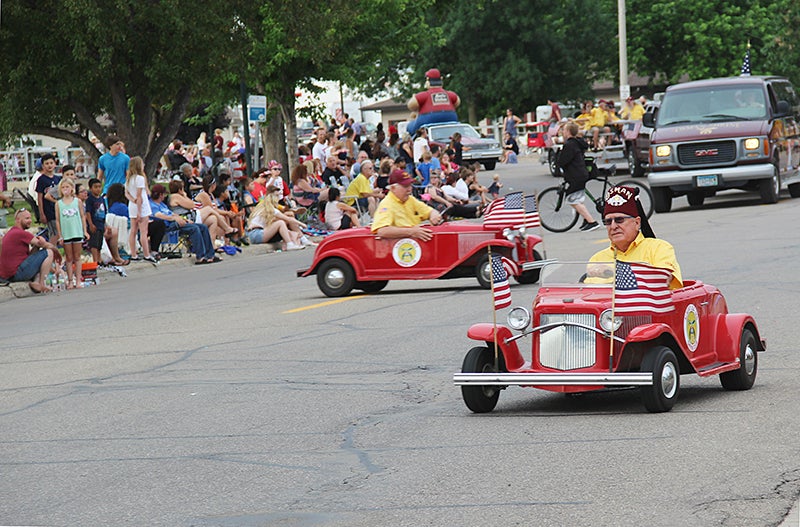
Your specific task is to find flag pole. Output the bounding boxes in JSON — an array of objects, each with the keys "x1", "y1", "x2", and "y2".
[
  {"x1": 609, "y1": 250, "x2": 618, "y2": 373},
  {"x1": 488, "y1": 245, "x2": 499, "y2": 370}
]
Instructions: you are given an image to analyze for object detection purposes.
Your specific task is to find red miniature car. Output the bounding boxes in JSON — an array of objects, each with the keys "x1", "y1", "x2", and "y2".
[
  {"x1": 296, "y1": 220, "x2": 550, "y2": 297},
  {"x1": 453, "y1": 262, "x2": 765, "y2": 413}
]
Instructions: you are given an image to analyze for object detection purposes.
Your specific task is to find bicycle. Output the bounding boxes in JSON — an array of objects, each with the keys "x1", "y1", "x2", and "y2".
[{"x1": 537, "y1": 160, "x2": 654, "y2": 233}]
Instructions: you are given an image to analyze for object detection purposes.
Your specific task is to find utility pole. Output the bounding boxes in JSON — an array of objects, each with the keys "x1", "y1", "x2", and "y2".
[{"x1": 618, "y1": 0, "x2": 630, "y2": 102}]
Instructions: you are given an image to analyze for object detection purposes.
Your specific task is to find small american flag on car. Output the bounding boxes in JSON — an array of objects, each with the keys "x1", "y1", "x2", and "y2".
[
  {"x1": 614, "y1": 261, "x2": 674, "y2": 314},
  {"x1": 484, "y1": 192, "x2": 539, "y2": 229},
  {"x1": 491, "y1": 254, "x2": 512, "y2": 310}
]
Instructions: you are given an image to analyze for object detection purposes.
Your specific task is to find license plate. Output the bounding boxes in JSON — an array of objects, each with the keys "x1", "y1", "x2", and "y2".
[{"x1": 696, "y1": 175, "x2": 719, "y2": 187}]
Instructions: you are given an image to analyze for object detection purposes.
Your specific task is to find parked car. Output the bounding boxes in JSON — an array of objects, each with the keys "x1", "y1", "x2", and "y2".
[
  {"x1": 297, "y1": 219, "x2": 550, "y2": 297},
  {"x1": 454, "y1": 261, "x2": 764, "y2": 413},
  {"x1": 426, "y1": 122, "x2": 503, "y2": 170},
  {"x1": 646, "y1": 76, "x2": 800, "y2": 212},
  {"x1": 624, "y1": 101, "x2": 660, "y2": 178}
]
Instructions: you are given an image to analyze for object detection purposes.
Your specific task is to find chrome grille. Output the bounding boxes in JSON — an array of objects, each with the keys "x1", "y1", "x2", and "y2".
[
  {"x1": 618, "y1": 315, "x2": 652, "y2": 338},
  {"x1": 677, "y1": 141, "x2": 736, "y2": 165},
  {"x1": 539, "y1": 314, "x2": 596, "y2": 370}
]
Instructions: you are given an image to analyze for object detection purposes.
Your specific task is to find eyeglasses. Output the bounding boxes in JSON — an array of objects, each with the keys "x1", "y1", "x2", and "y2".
[{"x1": 602, "y1": 215, "x2": 636, "y2": 226}]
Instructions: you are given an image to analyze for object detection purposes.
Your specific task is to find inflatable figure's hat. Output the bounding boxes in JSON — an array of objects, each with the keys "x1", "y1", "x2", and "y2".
[{"x1": 425, "y1": 68, "x2": 442, "y2": 86}]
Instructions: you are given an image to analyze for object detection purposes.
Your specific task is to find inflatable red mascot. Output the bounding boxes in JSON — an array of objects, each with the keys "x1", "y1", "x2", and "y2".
[{"x1": 406, "y1": 68, "x2": 460, "y2": 135}]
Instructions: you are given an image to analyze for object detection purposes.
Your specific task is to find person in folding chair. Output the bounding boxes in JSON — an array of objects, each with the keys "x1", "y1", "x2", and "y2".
[{"x1": 148, "y1": 184, "x2": 220, "y2": 264}]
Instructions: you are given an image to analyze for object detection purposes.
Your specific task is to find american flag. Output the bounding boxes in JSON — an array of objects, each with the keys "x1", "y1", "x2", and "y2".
[
  {"x1": 501, "y1": 255, "x2": 519, "y2": 278},
  {"x1": 740, "y1": 47, "x2": 751, "y2": 76},
  {"x1": 614, "y1": 261, "x2": 674, "y2": 314},
  {"x1": 491, "y1": 254, "x2": 512, "y2": 310},
  {"x1": 484, "y1": 192, "x2": 540, "y2": 229}
]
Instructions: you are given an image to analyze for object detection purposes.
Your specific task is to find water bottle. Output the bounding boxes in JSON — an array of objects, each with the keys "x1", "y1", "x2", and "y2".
[
  {"x1": 46, "y1": 273, "x2": 54, "y2": 289},
  {"x1": 57, "y1": 275, "x2": 65, "y2": 291}
]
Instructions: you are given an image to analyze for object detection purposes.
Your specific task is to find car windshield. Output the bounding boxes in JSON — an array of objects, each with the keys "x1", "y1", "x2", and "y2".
[
  {"x1": 428, "y1": 124, "x2": 482, "y2": 142},
  {"x1": 657, "y1": 85, "x2": 767, "y2": 126},
  {"x1": 541, "y1": 261, "x2": 616, "y2": 288}
]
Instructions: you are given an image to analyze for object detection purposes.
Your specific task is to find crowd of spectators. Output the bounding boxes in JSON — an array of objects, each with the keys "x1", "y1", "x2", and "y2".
[{"x1": 1, "y1": 113, "x2": 504, "y2": 294}]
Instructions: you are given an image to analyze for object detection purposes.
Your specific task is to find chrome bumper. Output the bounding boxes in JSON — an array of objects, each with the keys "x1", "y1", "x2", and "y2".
[{"x1": 453, "y1": 372, "x2": 653, "y2": 386}]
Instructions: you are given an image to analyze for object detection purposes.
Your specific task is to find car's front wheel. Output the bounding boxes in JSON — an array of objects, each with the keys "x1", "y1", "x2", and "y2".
[
  {"x1": 475, "y1": 254, "x2": 492, "y2": 289},
  {"x1": 483, "y1": 161, "x2": 496, "y2": 170},
  {"x1": 759, "y1": 162, "x2": 780, "y2": 204},
  {"x1": 640, "y1": 346, "x2": 680, "y2": 413},
  {"x1": 720, "y1": 327, "x2": 758, "y2": 390},
  {"x1": 316, "y1": 258, "x2": 356, "y2": 297},
  {"x1": 515, "y1": 250, "x2": 542, "y2": 284},
  {"x1": 461, "y1": 346, "x2": 503, "y2": 413},
  {"x1": 652, "y1": 187, "x2": 673, "y2": 213}
]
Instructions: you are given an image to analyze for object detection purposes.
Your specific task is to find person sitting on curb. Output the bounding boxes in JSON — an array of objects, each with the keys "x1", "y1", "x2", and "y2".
[
  {"x1": 0, "y1": 209, "x2": 61, "y2": 292},
  {"x1": 371, "y1": 170, "x2": 442, "y2": 241}
]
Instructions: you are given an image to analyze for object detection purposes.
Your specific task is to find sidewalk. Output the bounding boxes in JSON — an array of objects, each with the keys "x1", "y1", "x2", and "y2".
[{"x1": 0, "y1": 241, "x2": 289, "y2": 304}]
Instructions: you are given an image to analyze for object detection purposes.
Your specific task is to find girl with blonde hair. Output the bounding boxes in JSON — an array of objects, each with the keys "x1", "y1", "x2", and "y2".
[
  {"x1": 55, "y1": 178, "x2": 89, "y2": 288},
  {"x1": 125, "y1": 156, "x2": 157, "y2": 263},
  {"x1": 246, "y1": 186, "x2": 308, "y2": 250}
]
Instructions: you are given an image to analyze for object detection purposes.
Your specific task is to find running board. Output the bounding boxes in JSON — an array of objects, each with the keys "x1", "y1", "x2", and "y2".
[{"x1": 453, "y1": 372, "x2": 653, "y2": 386}]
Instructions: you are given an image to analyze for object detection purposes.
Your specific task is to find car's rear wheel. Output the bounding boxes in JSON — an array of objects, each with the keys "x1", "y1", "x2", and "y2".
[
  {"x1": 687, "y1": 191, "x2": 705, "y2": 208},
  {"x1": 461, "y1": 346, "x2": 503, "y2": 413},
  {"x1": 548, "y1": 149, "x2": 560, "y2": 177},
  {"x1": 357, "y1": 280, "x2": 388, "y2": 293},
  {"x1": 475, "y1": 254, "x2": 492, "y2": 289},
  {"x1": 640, "y1": 346, "x2": 680, "y2": 413},
  {"x1": 627, "y1": 145, "x2": 645, "y2": 178},
  {"x1": 317, "y1": 258, "x2": 355, "y2": 297},
  {"x1": 759, "y1": 162, "x2": 780, "y2": 204},
  {"x1": 652, "y1": 187, "x2": 673, "y2": 213},
  {"x1": 789, "y1": 182, "x2": 800, "y2": 198},
  {"x1": 720, "y1": 327, "x2": 758, "y2": 390}
]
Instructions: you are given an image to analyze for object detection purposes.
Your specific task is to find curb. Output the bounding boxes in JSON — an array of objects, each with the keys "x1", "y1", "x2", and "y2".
[{"x1": 0, "y1": 241, "x2": 290, "y2": 304}]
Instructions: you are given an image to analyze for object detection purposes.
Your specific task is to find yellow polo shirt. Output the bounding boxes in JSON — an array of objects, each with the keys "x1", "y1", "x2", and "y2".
[
  {"x1": 587, "y1": 107, "x2": 607, "y2": 128},
  {"x1": 344, "y1": 174, "x2": 372, "y2": 205},
  {"x1": 371, "y1": 192, "x2": 432, "y2": 232},
  {"x1": 590, "y1": 232, "x2": 683, "y2": 289}
]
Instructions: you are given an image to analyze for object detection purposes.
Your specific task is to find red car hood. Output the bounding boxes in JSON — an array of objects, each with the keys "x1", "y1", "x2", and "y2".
[{"x1": 652, "y1": 120, "x2": 770, "y2": 143}]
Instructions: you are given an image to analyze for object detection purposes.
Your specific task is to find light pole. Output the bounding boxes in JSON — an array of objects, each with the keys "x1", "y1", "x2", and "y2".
[{"x1": 618, "y1": 0, "x2": 630, "y2": 102}]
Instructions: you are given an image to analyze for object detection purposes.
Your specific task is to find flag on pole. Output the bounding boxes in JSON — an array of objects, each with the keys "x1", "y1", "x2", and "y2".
[
  {"x1": 740, "y1": 46, "x2": 751, "y2": 76},
  {"x1": 614, "y1": 261, "x2": 674, "y2": 313},
  {"x1": 491, "y1": 254, "x2": 512, "y2": 310},
  {"x1": 501, "y1": 255, "x2": 520, "y2": 278},
  {"x1": 484, "y1": 192, "x2": 540, "y2": 229}
]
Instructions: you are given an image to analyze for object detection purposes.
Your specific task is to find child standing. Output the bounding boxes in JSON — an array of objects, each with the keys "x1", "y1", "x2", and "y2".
[
  {"x1": 415, "y1": 151, "x2": 434, "y2": 187},
  {"x1": 124, "y1": 156, "x2": 156, "y2": 263},
  {"x1": 487, "y1": 174, "x2": 503, "y2": 199},
  {"x1": 55, "y1": 178, "x2": 88, "y2": 289}
]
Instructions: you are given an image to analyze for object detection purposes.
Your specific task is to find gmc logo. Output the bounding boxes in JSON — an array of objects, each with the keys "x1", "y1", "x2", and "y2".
[{"x1": 695, "y1": 148, "x2": 718, "y2": 157}]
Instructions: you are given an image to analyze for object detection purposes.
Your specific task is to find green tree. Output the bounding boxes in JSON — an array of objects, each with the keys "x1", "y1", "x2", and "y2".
[
  {"x1": 626, "y1": 0, "x2": 800, "y2": 86},
  {"x1": 414, "y1": 0, "x2": 616, "y2": 123},
  {"x1": 241, "y1": 0, "x2": 435, "y2": 172},
  {"x1": 0, "y1": 0, "x2": 245, "y2": 177}
]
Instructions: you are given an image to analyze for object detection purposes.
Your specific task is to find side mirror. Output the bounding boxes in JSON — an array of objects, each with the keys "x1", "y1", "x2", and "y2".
[
  {"x1": 776, "y1": 100, "x2": 791, "y2": 117},
  {"x1": 642, "y1": 113, "x2": 655, "y2": 128}
]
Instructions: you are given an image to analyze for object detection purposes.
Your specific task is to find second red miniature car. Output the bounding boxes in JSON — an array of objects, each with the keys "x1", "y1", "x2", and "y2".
[
  {"x1": 453, "y1": 262, "x2": 765, "y2": 413},
  {"x1": 297, "y1": 219, "x2": 550, "y2": 297}
]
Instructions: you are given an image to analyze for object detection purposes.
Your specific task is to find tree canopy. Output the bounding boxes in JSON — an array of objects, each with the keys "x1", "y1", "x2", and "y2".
[{"x1": 0, "y1": 0, "x2": 245, "y2": 176}]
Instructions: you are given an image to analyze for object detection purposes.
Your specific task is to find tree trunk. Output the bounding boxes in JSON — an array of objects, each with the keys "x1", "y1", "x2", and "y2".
[
  {"x1": 264, "y1": 103, "x2": 287, "y2": 182},
  {"x1": 468, "y1": 102, "x2": 478, "y2": 126}
]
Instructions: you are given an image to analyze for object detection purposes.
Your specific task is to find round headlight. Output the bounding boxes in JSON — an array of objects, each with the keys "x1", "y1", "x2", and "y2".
[
  {"x1": 599, "y1": 309, "x2": 623, "y2": 332},
  {"x1": 507, "y1": 307, "x2": 531, "y2": 330}
]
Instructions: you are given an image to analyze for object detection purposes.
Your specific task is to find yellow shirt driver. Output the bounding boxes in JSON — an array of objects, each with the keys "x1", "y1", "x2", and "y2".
[
  {"x1": 372, "y1": 171, "x2": 442, "y2": 241},
  {"x1": 587, "y1": 185, "x2": 683, "y2": 289}
]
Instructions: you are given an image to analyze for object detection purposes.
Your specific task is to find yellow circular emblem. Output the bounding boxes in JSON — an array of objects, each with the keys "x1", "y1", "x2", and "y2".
[
  {"x1": 392, "y1": 238, "x2": 422, "y2": 267},
  {"x1": 683, "y1": 304, "x2": 699, "y2": 352}
]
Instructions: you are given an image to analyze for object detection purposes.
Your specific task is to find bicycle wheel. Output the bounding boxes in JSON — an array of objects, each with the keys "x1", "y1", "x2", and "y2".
[
  {"x1": 537, "y1": 186, "x2": 579, "y2": 232},
  {"x1": 617, "y1": 179, "x2": 654, "y2": 218}
]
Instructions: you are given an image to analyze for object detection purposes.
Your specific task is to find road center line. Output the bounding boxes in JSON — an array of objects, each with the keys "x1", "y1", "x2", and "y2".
[{"x1": 283, "y1": 295, "x2": 367, "y2": 313}]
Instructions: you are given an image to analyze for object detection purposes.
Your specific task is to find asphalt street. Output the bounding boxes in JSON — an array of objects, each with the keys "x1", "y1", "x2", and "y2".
[{"x1": 1, "y1": 156, "x2": 799, "y2": 526}]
